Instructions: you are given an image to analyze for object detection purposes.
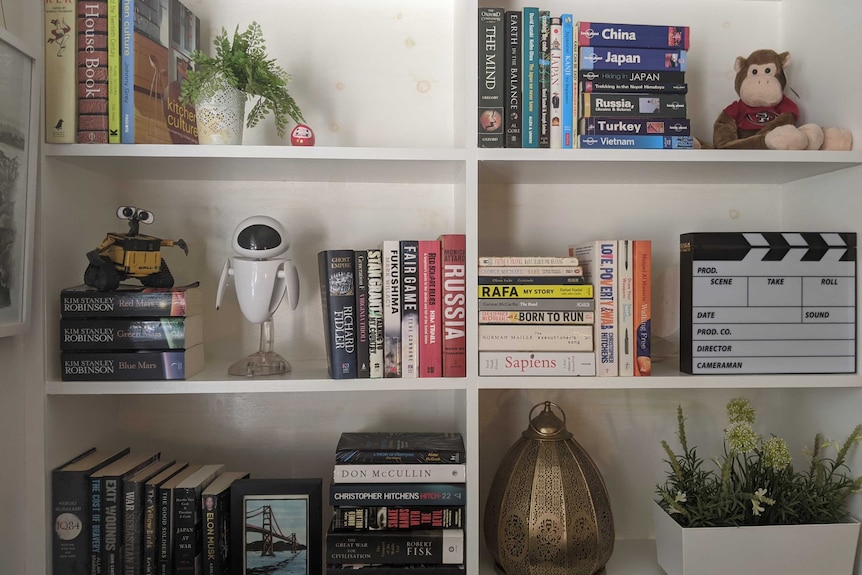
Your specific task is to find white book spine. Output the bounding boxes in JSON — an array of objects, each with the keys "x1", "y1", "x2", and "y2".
[
  {"x1": 333, "y1": 463, "x2": 466, "y2": 484},
  {"x1": 571, "y1": 241, "x2": 618, "y2": 375},
  {"x1": 617, "y1": 240, "x2": 635, "y2": 376},
  {"x1": 381, "y1": 240, "x2": 402, "y2": 377},
  {"x1": 478, "y1": 324, "x2": 593, "y2": 351},
  {"x1": 479, "y1": 351, "x2": 596, "y2": 376}
]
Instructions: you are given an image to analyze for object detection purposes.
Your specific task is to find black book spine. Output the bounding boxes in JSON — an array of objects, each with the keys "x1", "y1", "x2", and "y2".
[
  {"x1": 329, "y1": 483, "x2": 466, "y2": 507},
  {"x1": 157, "y1": 487, "x2": 173, "y2": 575},
  {"x1": 354, "y1": 250, "x2": 371, "y2": 378},
  {"x1": 366, "y1": 249, "x2": 384, "y2": 378},
  {"x1": 90, "y1": 477, "x2": 104, "y2": 575},
  {"x1": 100, "y1": 476, "x2": 123, "y2": 575},
  {"x1": 203, "y1": 489, "x2": 231, "y2": 575},
  {"x1": 173, "y1": 487, "x2": 198, "y2": 575},
  {"x1": 504, "y1": 10, "x2": 521, "y2": 148},
  {"x1": 143, "y1": 483, "x2": 159, "y2": 575},
  {"x1": 123, "y1": 478, "x2": 143, "y2": 575},
  {"x1": 318, "y1": 250, "x2": 358, "y2": 379},
  {"x1": 326, "y1": 529, "x2": 464, "y2": 564},
  {"x1": 538, "y1": 10, "x2": 550, "y2": 148},
  {"x1": 332, "y1": 506, "x2": 464, "y2": 530},
  {"x1": 679, "y1": 233, "x2": 695, "y2": 374},
  {"x1": 478, "y1": 7, "x2": 505, "y2": 148},
  {"x1": 53, "y1": 469, "x2": 97, "y2": 575},
  {"x1": 400, "y1": 240, "x2": 420, "y2": 378}
]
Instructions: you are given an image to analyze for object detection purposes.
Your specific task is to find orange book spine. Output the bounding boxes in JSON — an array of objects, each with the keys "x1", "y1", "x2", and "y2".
[{"x1": 633, "y1": 240, "x2": 652, "y2": 376}]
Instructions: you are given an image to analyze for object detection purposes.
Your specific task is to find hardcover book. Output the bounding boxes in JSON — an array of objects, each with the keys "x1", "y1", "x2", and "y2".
[
  {"x1": 479, "y1": 351, "x2": 597, "y2": 376},
  {"x1": 633, "y1": 240, "x2": 652, "y2": 376},
  {"x1": 477, "y1": 284, "x2": 593, "y2": 299},
  {"x1": 318, "y1": 250, "x2": 358, "y2": 379},
  {"x1": 579, "y1": 46, "x2": 687, "y2": 71},
  {"x1": 548, "y1": 17, "x2": 562, "y2": 149},
  {"x1": 200, "y1": 471, "x2": 250, "y2": 575},
  {"x1": 123, "y1": 459, "x2": 176, "y2": 575},
  {"x1": 335, "y1": 432, "x2": 465, "y2": 465},
  {"x1": 538, "y1": 11, "x2": 550, "y2": 148},
  {"x1": 332, "y1": 464, "x2": 466, "y2": 484},
  {"x1": 617, "y1": 240, "x2": 635, "y2": 377},
  {"x1": 579, "y1": 117, "x2": 691, "y2": 136},
  {"x1": 326, "y1": 528, "x2": 464, "y2": 565},
  {"x1": 332, "y1": 506, "x2": 463, "y2": 531},
  {"x1": 354, "y1": 250, "x2": 371, "y2": 378},
  {"x1": 45, "y1": 0, "x2": 77, "y2": 143},
  {"x1": 60, "y1": 283, "x2": 203, "y2": 318},
  {"x1": 107, "y1": 0, "x2": 120, "y2": 142},
  {"x1": 158, "y1": 465, "x2": 203, "y2": 575},
  {"x1": 143, "y1": 462, "x2": 190, "y2": 575},
  {"x1": 59, "y1": 315, "x2": 203, "y2": 350},
  {"x1": 173, "y1": 464, "x2": 225, "y2": 575},
  {"x1": 477, "y1": 324, "x2": 594, "y2": 351},
  {"x1": 521, "y1": 7, "x2": 539, "y2": 148},
  {"x1": 581, "y1": 93, "x2": 687, "y2": 118},
  {"x1": 366, "y1": 249, "x2": 385, "y2": 378},
  {"x1": 478, "y1": 298, "x2": 595, "y2": 312},
  {"x1": 52, "y1": 447, "x2": 130, "y2": 575},
  {"x1": 60, "y1": 345, "x2": 204, "y2": 381},
  {"x1": 400, "y1": 240, "x2": 420, "y2": 378},
  {"x1": 478, "y1": 7, "x2": 505, "y2": 148},
  {"x1": 438, "y1": 234, "x2": 466, "y2": 377},
  {"x1": 504, "y1": 10, "x2": 522, "y2": 148},
  {"x1": 478, "y1": 310, "x2": 594, "y2": 325},
  {"x1": 571, "y1": 241, "x2": 619, "y2": 376},
  {"x1": 419, "y1": 239, "x2": 442, "y2": 377},
  {"x1": 381, "y1": 240, "x2": 402, "y2": 377},
  {"x1": 577, "y1": 21, "x2": 690, "y2": 50},
  {"x1": 578, "y1": 135, "x2": 694, "y2": 149},
  {"x1": 77, "y1": 0, "x2": 109, "y2": 143},
  {"x1": 329, "y1": 483, "x2": 466, "y2": 507}
]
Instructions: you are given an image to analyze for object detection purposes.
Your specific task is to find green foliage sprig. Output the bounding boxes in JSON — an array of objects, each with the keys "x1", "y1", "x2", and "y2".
[
  {"x1": 180, "y1": 22, "x2": 304, "y2": 138},
  {"x1": 656, "y1": 398, "x2": 862, "y2": 527}
]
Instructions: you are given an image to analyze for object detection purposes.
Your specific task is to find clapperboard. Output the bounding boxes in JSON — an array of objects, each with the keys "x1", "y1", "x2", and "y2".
[{"x1": 680, "y1": 232, "x2": 856, "y2": 374}]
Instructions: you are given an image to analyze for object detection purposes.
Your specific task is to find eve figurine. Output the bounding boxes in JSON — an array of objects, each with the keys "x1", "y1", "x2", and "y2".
[{"x1": 216, "y1": 216, "x2": 300, "y2": 376}]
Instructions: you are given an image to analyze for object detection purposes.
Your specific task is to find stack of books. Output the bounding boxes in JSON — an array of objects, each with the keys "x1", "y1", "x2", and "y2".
[
  {"x1": 569, "y1": 240, "x2": 652, "y2": 376},
  {"x1": 59, "y1": 283, "x2": 205, "y2": 380},
  {"x1": 577, "y1": 21, "x2": 693, "y2": 149},
  {"x1": 477, "y1": 255, "x2": 596, "y2": 376},
  {"x1": 326, "y1": 432, "x2": 467, "y2": 575},
  {"x1": 317, "y1": 234, "x2": 466, "y2": 380}
]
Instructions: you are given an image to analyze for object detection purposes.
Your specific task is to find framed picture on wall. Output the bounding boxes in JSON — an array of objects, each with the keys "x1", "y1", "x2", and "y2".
[
  {"x1": 0, "y1": 27, "x2": 38, "y2": 338},
  {"x1": 231, "y1": 478, "x2": 323, "y2": 575}
]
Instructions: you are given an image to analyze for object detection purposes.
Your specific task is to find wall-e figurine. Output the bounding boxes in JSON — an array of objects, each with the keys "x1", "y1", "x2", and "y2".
[{"x1": 84, "y1": 206, "x2": 188, "y2": 291}]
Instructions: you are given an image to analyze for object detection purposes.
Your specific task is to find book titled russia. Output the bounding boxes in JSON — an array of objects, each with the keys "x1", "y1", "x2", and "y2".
[
  {"x1": 438, "y1": 234, "x2": 466, "y2": 377},
  {"x1": 581, "y1": 93, "x2": 687, "y2": 118},
  {"x1": 318, "y1": 250, "x2": 358, "y2": 379},
  {"x1": 60, "y1": 283, "x2": 203, "y2": 318}
]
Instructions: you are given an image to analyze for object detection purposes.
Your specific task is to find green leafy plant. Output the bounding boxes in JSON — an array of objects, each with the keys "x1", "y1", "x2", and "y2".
[
  {"x1": 656, "y1": 397, "x2": 862, "y2": 527},
  {"x1": 180, "y1": 21, "x2": 304, "y2": 137}
]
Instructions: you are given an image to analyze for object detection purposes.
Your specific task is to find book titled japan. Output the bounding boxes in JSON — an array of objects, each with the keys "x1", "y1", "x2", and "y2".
[
  {"x1": 579, "y1": 69, "x2": 685, "y2": 85},
  {"x1": 478, "y1": 7, "x2": 505, "y2": 148},
  {"x1": 60, "y1": 283, "x2": 203, "y2": 318},
  {"x1": 504, "y1": 10, "x2": 522, "y2": 148},
  {"x1": 579, "y1": 47, "x2": 687, "y2": 72},
  {"x1": 44, "y1": 0, "x2": 77, "y2": 143},
  {"x1": 577, "y1": 22, "x2": 690, "y2": 50},
  {"x1": 581, "y1": 93, "x2": 687, "y2": 118},
  {"x1": 60, "y1": 346, "x2": 204, "y2": 381},
  {"x1": 77, "y1": 0, "x2": 109, "y2": 143},
  {"x1": 326, "y1": 528, "x2": 464, "y2": 565},
  {"x1": 366, "y1": 249, "x2": 385, "y2": 378},
  {"x1": 438, "y1": 234, "x2": 466, "y2": 377},
  {"x1": 579, "y1": 117, "x2": 691, "y2": 136},
  {"x1": 571, "y1": 241, "x2": 618, "y2": 376},
  {"x1": 419, "y1": 240, "x2": 443, "y2": 377},
  {"x1": 400, "y1": 240, "x2": 420, "y2": 378},
  {"x1": 354, "y1": 250, "x2": 371, "y2": 378},
  {"x1": 577, "y1": 135, "x2": 694, "y2": 149},
  {"x1": 329, "y1": 483, "x2": 466, "y2": 507},
  {"x1": 335, "y1": 432, "x2": 465, "y2": 464},
  {"x1": 318, "y1": 250, "x2": 358, "y2": 379},
  {"x1": 548, "y1": 17, "x2": 563, "y2": 149},
  {"x1": 380, "y1": 240, "x2": 402, "y2": 377}
]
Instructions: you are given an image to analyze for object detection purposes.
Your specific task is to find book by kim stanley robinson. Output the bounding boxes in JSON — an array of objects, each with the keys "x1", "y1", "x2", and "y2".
[
  {"x1": 60, "y1": 282, "x2": 203, "y2": 318},
  {"x1": 60, "y1": 345, "x2": 204, "y2": 381}
]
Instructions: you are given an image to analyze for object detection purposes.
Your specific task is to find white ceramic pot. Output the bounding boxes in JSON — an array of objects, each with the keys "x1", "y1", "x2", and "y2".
[{"x1": 194, "y1": 80, "x2": 246, "y2": 145}]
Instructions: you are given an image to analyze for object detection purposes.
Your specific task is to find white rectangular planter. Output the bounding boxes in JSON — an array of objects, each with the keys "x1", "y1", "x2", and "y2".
[{"x1": 653, "y1": 502, "x2": 861, "y2": 575}]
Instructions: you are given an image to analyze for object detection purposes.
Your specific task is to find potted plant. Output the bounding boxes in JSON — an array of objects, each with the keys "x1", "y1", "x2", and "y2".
[
  {"x1": 654, "y1": 397, "x2": 862, "y2": 575},
  {"x1": 180, "y1": 21, "x2": 304, "y2": 144}
]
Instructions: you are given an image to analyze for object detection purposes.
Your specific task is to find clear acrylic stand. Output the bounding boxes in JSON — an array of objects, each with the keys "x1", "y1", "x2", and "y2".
[{"x1": 228, "y1": 316, "x2": 290, "y2": 377}]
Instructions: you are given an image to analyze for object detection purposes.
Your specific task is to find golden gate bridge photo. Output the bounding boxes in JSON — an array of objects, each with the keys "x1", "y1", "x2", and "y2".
[{"x1": 244, "y1": 499, "x2": 308, "y2": 575}]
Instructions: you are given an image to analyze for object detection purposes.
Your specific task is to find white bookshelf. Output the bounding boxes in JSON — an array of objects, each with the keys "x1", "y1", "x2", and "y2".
[{"x1": 6, "y1": 0, "x2": 862, "y2": 574}]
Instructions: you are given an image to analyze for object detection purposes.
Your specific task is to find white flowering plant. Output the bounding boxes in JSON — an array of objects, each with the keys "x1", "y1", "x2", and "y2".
[{"x1": 656, "y1": 397, "x2": 862, "y2": 527}]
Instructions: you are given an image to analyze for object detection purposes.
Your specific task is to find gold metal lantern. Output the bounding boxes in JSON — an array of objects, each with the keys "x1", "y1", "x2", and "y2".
[{"x1": 484, "y1": 401, "x2": 615, "y2": 575}]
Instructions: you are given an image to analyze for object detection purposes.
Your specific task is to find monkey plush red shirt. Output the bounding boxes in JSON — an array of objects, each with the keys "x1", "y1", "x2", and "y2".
[{"x1": 723, "y1": 96, "x2": 799, "y2": 131}]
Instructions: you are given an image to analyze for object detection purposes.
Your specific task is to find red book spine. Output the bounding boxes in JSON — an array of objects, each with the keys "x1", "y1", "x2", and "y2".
[
  {"x1": 438, "y1": 234, "x2": 466, "y2": 377},
  {"x1": 419, "y1": 240, "x2": 443, "y2": 377},
  {"x1": 77, "y1": 0, "x2": 109, "y2": 143}
]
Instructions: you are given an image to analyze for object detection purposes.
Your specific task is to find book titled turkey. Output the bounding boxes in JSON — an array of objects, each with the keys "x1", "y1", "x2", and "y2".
[
  {"x1": 579, "y1": 47, "x2": 687, "y2": 71},
  {"x1": 335, "y1": 432, "x2": 465, "y2": 465},
  {"x1": 329, "y1": 483, "x2": 466, "y2": 507},
  {"x1": 326, "y1": 528, "x2": 464, "y2": 565},
  {"x1": 333, "y1": 464, "x2": 466, "y2": 484},
  {"x1": 579, "y1": 117, "x2": 691, "y2": 136},
  {"x1": 60, "y1": 283, "x2": 203, "y2": 318},
  {"x1": 45, "y1": 0, "x2": 77, "y2": 143},
  {"x1": 318, "y1": 250, "x2": 358, "y2": 379},
  {"x1": 438, "y1": 234, "x2": 466, "y2": 377},
  {"x1": 60, "y1": 345, "x2": 204, "y2": 381},
  {"x1": 332, "y1": 506, "x2": 463, "y2": 531},
  {"x1": 59, "y1": 315, "x2": 203, "y2": 350},
  {"x1": 400, "y1": 240, "x2": 420, "y2": 378},
  {"x1": 77, "y1": 0, "x2": 109, "y2": 143}
]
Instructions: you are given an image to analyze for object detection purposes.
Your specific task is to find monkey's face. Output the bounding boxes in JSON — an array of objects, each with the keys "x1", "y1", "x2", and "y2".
[{"x1": 738, "y1": 62, "x2": 785, "y2": 108}]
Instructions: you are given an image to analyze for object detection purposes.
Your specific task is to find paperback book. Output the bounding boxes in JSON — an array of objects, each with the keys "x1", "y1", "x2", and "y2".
[
  {"x1": 477, "y1": 324, "x2": 594, "y2": 351},
  {"x1": 438, "y1": 234, "x2": 466, "y2": 377},
  {"x1": 576, "y1": 22, "x2": 690, "y2": 50},
  {"x1": 578, "y1": 135, "x2": 694, "y2": 149},
  {"x1": 579, "y1": 46, "x2": 687, "y2": 71},
  {"x1": 329, "y1": 483, "x2": 466, "y2": 507},
  {"x1": 478, "y1": 7, "x2": 505, "y2": 148},
  {"x1": 326, "y1": 528, "x2": 464, "y2": 565},
  {"x1": 318, "y1": 250, "x2": 358, "y2": 379},
  {"x1": 331, "y1": 506, "x2": 463, "y2": 530},
  {"x1": 60, "y1": 283, "x2": 203, "y2": 318},
  {"x1": 60, "y1": 345, "x2": 205, "y2": 381},
  {"x1": 579, "y1": 117, "x2": 691, "y2": 136},
  {"x1": 581, "y1": 93, "x2": 687, "y2": 118},
  {"x1": 44, "y1": 0, "x2": 77, "y2": 143},
  {"x1": 333, "y1": 464, "x2": 466, "y2": 484},
  {"x1": 335, "y1": 432, "x2": 465, "y2": 464},
  {"x1": 477, "y1": 298, "x2": 595, "y2": 312},
  {"x1": 59, "y1": 316, "x2": 204, "y2": 350},
  {"x1": 479, "y1": 351, "x2": 597, "y2": 376}
]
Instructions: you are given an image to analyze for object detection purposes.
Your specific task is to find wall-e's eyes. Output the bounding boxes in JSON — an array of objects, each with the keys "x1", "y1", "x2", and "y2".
[{"x1": 117, "y1": 206, "x2": 136, "y2": 220}]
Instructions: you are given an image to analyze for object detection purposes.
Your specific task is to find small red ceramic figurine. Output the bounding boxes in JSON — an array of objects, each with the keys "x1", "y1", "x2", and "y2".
[{"x1": 290, "y1": 123, "x2": 315, "y2": 146}]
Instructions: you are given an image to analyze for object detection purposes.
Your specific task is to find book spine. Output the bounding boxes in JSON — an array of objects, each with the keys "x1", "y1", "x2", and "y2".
[
  {"x1": 44, "y1": 0, "x2": 77, "y2": 143},
  {"x1": 549, "y1": 17, "x2": 562, "y2": 149},
  {"x1": 478, "y1": 7, "x2": 505, "y2": 148},
  {"x1": 478, "y1": 255, "x2": 579, "y2": 266},
  {"x1": 581, "y1": 93, "x2": 687, "y2": 118},
  {"x1": 333, "y1": 464, "x2": 466, "y2": 484},
  {"x1": 478, "y1": 310, "x2": 594, "y2": 325},
  {"x1": 354, "y1": 250, "x2": 371, "y2": 378},
  {"x1": 381, "y1": 240, "x2": 402, "y2": 377},
  {"x1": 400, "y1": 241, "x2": 420, "y2": 378},
  {"x1": 538, "y1": 11, "x2": 550, "y2": 148},
  {"x1": 329, "y1": 483, "x2": 467, "y2": 507},
  {"x1": 478, "y1": 275, "x2": 586, "y2": 285},
  {"x1": 172, "y1": 487, "x2": 200, "y2": 575},
  {"x1": 577, "y1": 135, "x2": 694, "y2": 149},
  {"x1": 617, "y1": 240, "x2": 635, "y2": 377},
  {"x1": 107, "y1": 0, "x2": 120, "y2": 142},
  {"x1": 633, "y1": 240, "x2": 652, "y2": 376},
  {"x1": 479, "y1": 266, "x2": 582, "y2": 276},
  {"x1": 318, "y1": 250, "x2": 358, "y2": 379},
  {"x1": 143, "y1": 483, "x2": 160, "y2": 575},
  {"x1": 561, "y1": 14, "x2": 574, "y2": 148},
  {"x1": 101, "y1": 476, "x2": 123, "y2": 575},
  {"x1": 477, "y1": 284, "x2": 593, "y2": 299},
  {"x1": 419, "y1": 240, "x2": 442, "y2": 377},
  {"x1": 579, "y1": 46, "x2": 687, "y2": 72},
  {"x1": 578, "y1": 69, "x2": 685, "y2": 84},
  {"x1": 157, "y1": 487, "x2": 172, "y2": 575},
  {"x1": 60, "y1": 347, "x2": 202, "y2": 381},
  {"x1": 478, "y1": 298, "x2": 595, "y2": 312},
  {"x1": 579, "y1": 117, "x2": 691, "y2": 136},
  {"x1": 120, "y1": 0, "x2": 134, "y2": 143},
  {"x1": 326, "y1": 565, "x2": 468, "y2": 575},
  {"x1": 202, "y1": 490, "x2": 230, "y2": 575},
  {"x1": 326, "y1": 529, "x2": 464, "y2": 564},
  {"x1": 366, "y1": 249, "x2": 385, "y2": 378},
  {"x1": 77, "y1": 0, "x2": 109, "y2": 143},
  {"x1": 479, "y1": 351, "x2": 596, "y2": 376},
  {"x1": 90, "y1": 476, "x2": 105, "y2": 575},
  {"x1": 580, "y1": 80, "x2": 688, "y2": 94},
  {"x1": 52, "y1": 469, "x2": 93, "y2": 575},
  {"x1": 59, "y1": 316, "x2": 201, "y2": 350},
  {"x1": 438, "y1": 234, "x2": 466, "y2": 377},
  {"x1": 504, "y1": 10, "x2": 521, "y2": 148},
  {"x1": 572, "y1": 241, "x2": 618, "y2": 376},
  {"x1": 123, "y1": 478, "x2": 144, "y2": 575},
  {"x1": 60, "y1": 288, "x2": 199, "y2": 318},
  {"x1": 332, "y1": 506, "x2": 464, "y2": 530},
  {"x1": 334, "y1": 450, "x2": 465, "y2": 465},
  {"x1": 478, "y1": 324, "x2": 593, "y2": 351},
  {"x1": 576, "y1": 22, "x2": 690, "y2": 50},
  {"x1": 522, "y1": 7, "x2": 539, "y2": 147}
]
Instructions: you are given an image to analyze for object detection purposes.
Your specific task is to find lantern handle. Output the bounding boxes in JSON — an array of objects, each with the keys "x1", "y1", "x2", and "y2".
[{"x1": 528, "y1": 401, "x2": 567, "y2": 437}]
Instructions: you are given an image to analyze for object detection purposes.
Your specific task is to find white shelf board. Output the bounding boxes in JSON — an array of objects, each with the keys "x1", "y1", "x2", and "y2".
[
  {"x1": 43, "y1": 145, "x2": 467, "y2": 183},
  {"x1": 46, "y1": 359, "x2": 469, "y2": 394},
  {"x1": 479, "y1": 149, "x2": 862, "y2": 185}
]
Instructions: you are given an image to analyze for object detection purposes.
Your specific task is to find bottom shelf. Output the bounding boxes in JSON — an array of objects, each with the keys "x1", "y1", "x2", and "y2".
[{"x1": 479, "y1": 539, "x2": 662, "y2": 575}]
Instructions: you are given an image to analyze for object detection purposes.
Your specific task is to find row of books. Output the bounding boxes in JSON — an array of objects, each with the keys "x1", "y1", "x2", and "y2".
[
  {"x1": 51, "y1": 447, "x2": 247, "y2": 575},
  {"x1": 326, "y1": 432, "x2": 466, "y2": 575},
  {"x1": 58, "y1": 283, "x2": 205, "y2": 380},
  {"x1": 44, "y1": 0, "x2": 203, "y2": 144},
  {"x1": 318, "y1": 234, "x2": 466, "y2": 379},
  {"x1": 478, "y1": 8, "x2": 694, "y2": 149}
]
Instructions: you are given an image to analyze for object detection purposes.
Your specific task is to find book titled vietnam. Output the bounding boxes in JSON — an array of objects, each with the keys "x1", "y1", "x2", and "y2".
[
  {"x1": 333, "y1": 464, "x2": 466, "y2": 484},
  {"x1": 60, "y1": 345, "x2": 205, "y2": 381},
  {"x1": 579, "y1": 46, "x2": 687, "y2": 71},
  {"x1": 577, "y1": 135, "x2": 694, "y2": 149},
  {"x1": 326, "y1": 528, "x2": 464, "y2": 565},
  {"x1": 59, "y1": 315, "x2": 203, "y2": 350},
  {"x1": 329, "y1": 483, "x2": 466, "y2": 507},
  {"x1": 335, "y1": 432, "x2": 466, "y2": 465},
  {"x1": 318, "y1": 250, "x2": 358, "y2": 379},
  {"x1": 60, "y1": 283, "x2": 203, "y2": 318}
]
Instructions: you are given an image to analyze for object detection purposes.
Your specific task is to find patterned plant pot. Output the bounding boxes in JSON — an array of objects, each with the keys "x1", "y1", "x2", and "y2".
[{"x1": 194, "y1": 79, "x2": 246, "y2": 145}]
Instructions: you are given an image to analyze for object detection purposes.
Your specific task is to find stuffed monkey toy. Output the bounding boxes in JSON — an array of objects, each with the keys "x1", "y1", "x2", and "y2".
[{"x1": 713, "y1": 49, "x2": 852, "y2": 150}]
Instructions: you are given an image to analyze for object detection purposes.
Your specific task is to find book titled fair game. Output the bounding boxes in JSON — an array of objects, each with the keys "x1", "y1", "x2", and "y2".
[
  {"x1": 333, "y1": 464, "x2": 466, "y2": 484},
  {"x1": 479, "y1": 351, "x2": 596, "y2": 376}
]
